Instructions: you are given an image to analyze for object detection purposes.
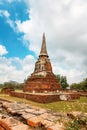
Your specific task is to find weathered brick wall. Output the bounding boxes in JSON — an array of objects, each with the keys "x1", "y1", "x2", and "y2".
[
  {"x1": 1, "y1": 88, "x2": 14, "y2": 95},
  {"x1": 68, "y1": 93, "x2": 80, "y2": 99},
  {"x1": 25, "y1": 94, "x2": 61, "y2": 103},
  {"x1": 10, "y1": 91, "x2": 80, "y2": 103},
  {"x1": 79, "y1": 91, "x2": 87, "y2": 97},
  {"x1": 10, "y1": 92, "x2": 60, "y2": 103},
  {"x1": 23, "y1": 73, "x2": 62, "y2": 93}
]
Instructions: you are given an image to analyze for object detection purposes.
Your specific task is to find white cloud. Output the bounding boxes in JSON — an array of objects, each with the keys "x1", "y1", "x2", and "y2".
[
  {"x1": 7, "y1": 19, "x2": 16, "y2": 31},
  {"x1": 4, "y1": 10, "x2": 10, "y2": 17},
  {"x1": 0, "y1": 9, "x2": 17, "y2": 32},
  {"x1": 0, "y1": 0, "x2": 87, "y2": 84},
  {"x1": 51, "y1": 50, "x2": 87, "y2": 84},
  {"x1": 15, "y1": 0, "x2": 87, "y2": 84},
  {"x1": 0, "y1": 45, "x2": 8, "y2": 56},
  {"x1": 0, "y1": 10, "x2": 10, "y2": 18},
  {"x1": 0, "y1": 55, "x2": 35, "y2": 83}
]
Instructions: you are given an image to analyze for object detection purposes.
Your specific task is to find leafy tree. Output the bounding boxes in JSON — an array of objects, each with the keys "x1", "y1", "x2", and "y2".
[
  {"x1": 80, "y1": 78, "x2": 87, "y2": 91},
  {"x1": 0, "y1": 84, "x2": 3, "y2": 88},
  {"x1": 3, "y1": 82, "x2": 14, "y2": 89},
  {"x1": 16, "y1": 83, "x2": 24, "y2": 90},
  {"x1": 70, "y1": 78, "x2": 87, "y2": 91},
  {"x1": 2, "y1": 81, "x2": 24, "y2": 90},
  {"x1": 56, "y1": 74, "x2": 69, "y2": 90},
  {"x1": 70, "y1": 83, "x2": 81, "y2": 91}
]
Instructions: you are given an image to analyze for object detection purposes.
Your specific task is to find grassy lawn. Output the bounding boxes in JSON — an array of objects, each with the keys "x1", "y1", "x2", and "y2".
[{"x1": 0, "y1": 93, "x2": 87, "y2": 113}]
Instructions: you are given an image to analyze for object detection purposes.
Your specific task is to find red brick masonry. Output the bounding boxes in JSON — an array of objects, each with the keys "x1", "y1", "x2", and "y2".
[{"x1": 10, "y1": 91, "x2": 80, "y2": 103}]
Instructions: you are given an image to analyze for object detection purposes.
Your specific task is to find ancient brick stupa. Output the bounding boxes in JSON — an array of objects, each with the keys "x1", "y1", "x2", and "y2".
[{"x1": 23, "y1": 33, "x2": 61, "y2": 93}]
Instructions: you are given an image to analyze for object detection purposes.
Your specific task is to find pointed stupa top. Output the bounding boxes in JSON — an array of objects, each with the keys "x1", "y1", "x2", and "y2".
[{"x1": 39, "y1": 33, "x2": 48, "y2": 57}]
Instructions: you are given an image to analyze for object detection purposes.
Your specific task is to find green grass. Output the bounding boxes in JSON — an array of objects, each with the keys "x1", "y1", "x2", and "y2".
[{"x1": 0, "y1": 93, "x2": 87, "y2": 113}]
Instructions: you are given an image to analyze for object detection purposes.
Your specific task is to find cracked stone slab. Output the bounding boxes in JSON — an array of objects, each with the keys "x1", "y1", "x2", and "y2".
[
  {"x1": 47, "y1": 123, "x2": 65, "y2": 130},
  {"x1": 21, "y1": 113, "x2": 35, "y2": 120},
  {"x1": 27, "y1": 116, "x2": 42, "y2": 127},
  {"x1": 39, "y1": 113, "x2": 50, "y2": 119},
  {"x1": 41, "y1": 119, "x2": 55, "y2": 128},
  {"x1": 7, "y1": 108, "x2": 17, "y2": 115},
  {"x1": 0, "y1": 117, "x2": 31, "y2": 130},
  {"x1": 0, "y1": 126, "x2": 5, "y2": 130},
  {"x1": 39, "y1": 113, "x2": 58, "y2": 122},
  {"x1": 2, "y1": 102, "x2": 11, "y2": 108},
  {"x1": 0, "y1": 117, "x2": 21, "y2": 130},
  {"x1": 10, "y1": 124, "x2": 30, "y2": 130},
  {"x1": 31, "y1": 109, "x2": 47, "y2": 115},
  {"x1": 24, "y1": 108, "x2": 35, "y2": 113}
]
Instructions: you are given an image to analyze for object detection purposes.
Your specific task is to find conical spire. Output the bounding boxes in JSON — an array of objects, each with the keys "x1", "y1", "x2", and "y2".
[{"x1": 39, "y1": 33, "x2": 48, "y2": 57}]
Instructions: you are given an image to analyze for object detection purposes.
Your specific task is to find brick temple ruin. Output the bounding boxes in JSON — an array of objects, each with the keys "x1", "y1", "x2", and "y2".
[
  {"x1": 7, "y1": 34, "x2": 81, "y2": 103},
  {"x1": 23, "y1": 33, "x2": 62, "y2": 93}
]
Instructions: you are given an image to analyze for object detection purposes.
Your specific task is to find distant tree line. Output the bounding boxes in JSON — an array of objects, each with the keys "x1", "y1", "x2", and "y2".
[
  {"x1": 0, "y1": 81, "x2": 24, "y2": 90},
  {"x1": 70, "y1": 78, "x2": 87, "y2": 91}
]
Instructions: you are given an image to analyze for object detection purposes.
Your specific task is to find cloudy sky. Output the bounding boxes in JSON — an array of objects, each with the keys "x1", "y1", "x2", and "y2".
[{"x1": 0, "y1": 0, "x2": 87, "y2": 84}]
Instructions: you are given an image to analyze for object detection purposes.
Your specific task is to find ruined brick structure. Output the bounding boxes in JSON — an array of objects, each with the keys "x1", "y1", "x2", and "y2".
[{"x1": 23, "y1": 33, "x2": 62, "y2": 93}]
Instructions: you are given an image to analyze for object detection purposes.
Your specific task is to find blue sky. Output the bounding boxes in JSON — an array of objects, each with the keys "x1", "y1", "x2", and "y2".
[
  {"x1": 0, "y1": 0, "x2": 87, "y2": 84},
  {"x1": 0, "y1": 0, "x2": 35, "y2": 58}
]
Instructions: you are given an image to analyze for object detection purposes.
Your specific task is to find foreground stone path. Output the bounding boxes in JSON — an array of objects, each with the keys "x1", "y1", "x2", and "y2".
[
  {"x1": 0, "y1": 99, "x2": 66, "y2": 130},
  {"x1": 0, "y1": 99, "x2": 87, "y2": 130}
]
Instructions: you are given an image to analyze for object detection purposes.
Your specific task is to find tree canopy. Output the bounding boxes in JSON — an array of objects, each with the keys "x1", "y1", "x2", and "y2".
[
  {"x1": 56, "y1": 74, "x2": 69, "y2": 90},
  {"x1": 70, "y1": 78, "x2": 87, "y2": 91},
  {"x1": 0, "y1": 81, "x2": 24, "y2": 90}
]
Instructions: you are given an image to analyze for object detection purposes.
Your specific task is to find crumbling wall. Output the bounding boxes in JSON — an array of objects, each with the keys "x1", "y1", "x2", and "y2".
[{"x1": 10, "y1": 91, "x2": 80, "y2": 103}]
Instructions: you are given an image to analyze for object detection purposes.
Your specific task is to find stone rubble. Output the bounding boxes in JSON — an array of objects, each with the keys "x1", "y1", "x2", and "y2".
[
  {"x1": 0, "y1": 100, "x2": 87, "y2": 130},
  {"x1": 0, "y1": 100, "x2": 66, "y2": 130}
]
